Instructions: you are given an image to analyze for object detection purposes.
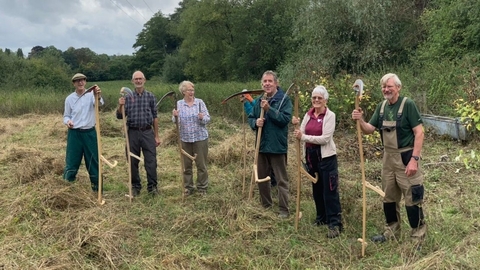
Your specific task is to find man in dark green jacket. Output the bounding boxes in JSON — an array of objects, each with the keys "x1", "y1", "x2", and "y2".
[{"x1": 248, "y1": 70, "x2": 292, "y2": 218}]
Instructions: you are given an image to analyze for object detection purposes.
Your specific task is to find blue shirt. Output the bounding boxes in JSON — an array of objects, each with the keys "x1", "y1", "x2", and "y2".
[{"x1": 63, "y1": 91, "x2": 104, "y2": 129}]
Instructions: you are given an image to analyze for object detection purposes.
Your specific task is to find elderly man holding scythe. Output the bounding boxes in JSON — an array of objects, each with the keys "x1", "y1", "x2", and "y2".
[
  {"x1": 63, "y1": 73, "x2": 103, "y2": 193},
  {"x1": 116, "y1": 71, "x2": 161, "y2": 197},
  {"x1": 248, "y1": 70, "x2": 292, "y2": 218},
  {"x1": 352, "y1": 73, "x2": 426, "y2": 245}
]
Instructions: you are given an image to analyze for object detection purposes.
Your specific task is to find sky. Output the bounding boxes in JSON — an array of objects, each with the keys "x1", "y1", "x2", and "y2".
[{"x1": 0, "y1": 0, "x2": 179, "y2": 56}]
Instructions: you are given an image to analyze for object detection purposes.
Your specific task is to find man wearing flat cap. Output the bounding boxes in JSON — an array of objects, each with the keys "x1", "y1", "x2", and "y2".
[{"x1": 62, "y1": 73, "x2": 104, "y2": 192}]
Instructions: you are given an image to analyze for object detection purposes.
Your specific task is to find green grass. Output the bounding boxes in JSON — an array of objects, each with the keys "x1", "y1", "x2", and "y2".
[{"x1": 0, "y1": 80, "x2": 260, "y2": 119}]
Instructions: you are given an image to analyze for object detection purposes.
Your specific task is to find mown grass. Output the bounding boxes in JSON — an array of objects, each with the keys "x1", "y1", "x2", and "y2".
[{"x1": 1, "y1": 82, "x2": 480, "y2": 269}]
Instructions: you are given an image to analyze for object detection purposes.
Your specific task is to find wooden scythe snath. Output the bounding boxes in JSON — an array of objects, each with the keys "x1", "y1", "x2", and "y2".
[
  {"x1": 242, "y1": 99, "x2": 247, "y2": 195},
  {"x1": 352, "y1": 79, "x2": 386, "y2": 256},
  {"x1": 248, "y1": 83, "x2": 295, "y2": 200},
  {"x1": 353, "y1": 79, "x2": 367, "y2": 257},
  {"x1": 300, "y1": 166, "x2": 318, "y2": 184},
  {"x1": 248, "y1": 98, "x2": 271, "y2": 199},
  {"x1": 94, "y1": 88, "x2": 118, "y2": 205},
  {"x1": 181, "y1": 149, "x2": 197, "y2": 161},
  {"x1": 120, "y1": 87, "x2": 144, "y2": 202},
  {"x1": 353, "y1": 79, "x2": 368, "y2": 256},
  {"x1": 294, "y1": 86, "x2": 302, "y2": 230},
  {"x1": 293, "y1": 86, "x2": 319, "y2": 229},
  {"x1": 175, "y1": 102, "x2": 186, "y2": 202},
  {"x1": 173, "y1": 93, "x2": 197, "y2": 201},
  {"x1": 221, "y1": 89, "x2": 265, "y2": 196}
]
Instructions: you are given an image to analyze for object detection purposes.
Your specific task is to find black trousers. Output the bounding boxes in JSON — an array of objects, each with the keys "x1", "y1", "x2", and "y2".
[
  {"x1": 127, "y1": 129, "x2": 158, "y2": 191},
  {"x1": 306, "y1": 147, "x2": 342, "y2": 228}
]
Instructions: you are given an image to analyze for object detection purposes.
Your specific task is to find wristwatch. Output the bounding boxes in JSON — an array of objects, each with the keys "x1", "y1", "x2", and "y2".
[{"x1": 411, "y1": 155, "x2": 420, "y2": 161}]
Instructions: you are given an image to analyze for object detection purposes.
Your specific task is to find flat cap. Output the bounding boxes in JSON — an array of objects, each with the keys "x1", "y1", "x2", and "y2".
[{"x1": 71, "y1": 73, "x2": 87, "y2": 81}]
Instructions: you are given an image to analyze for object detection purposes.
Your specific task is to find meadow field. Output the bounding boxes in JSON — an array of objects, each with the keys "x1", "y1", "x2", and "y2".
[{"x1": 0, "y1": 81, "x2": 479, "y2": 269}]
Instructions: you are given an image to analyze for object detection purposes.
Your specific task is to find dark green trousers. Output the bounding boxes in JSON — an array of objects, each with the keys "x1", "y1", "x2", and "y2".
[{"x1": 63, "y1": 128, "x2": 99, "y2": 190}]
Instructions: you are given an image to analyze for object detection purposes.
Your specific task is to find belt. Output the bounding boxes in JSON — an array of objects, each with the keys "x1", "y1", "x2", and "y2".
[
  {"x1": 71, "y1": 127, "x2": 95, "y2": 132},
  {"x1": 129, "y1": 125, "x2": 152, "y2": 131}
]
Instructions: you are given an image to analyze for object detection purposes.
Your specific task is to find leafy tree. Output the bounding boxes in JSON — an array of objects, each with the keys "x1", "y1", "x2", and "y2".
[
  {"x1": 284, "y1": 0, "x2": 427, "y2": 76},
  {"x1": 62, "y1": 47, "x2": 80, "y2": 70},
  {"x1": 412, "y1": 0, "x2": 480, "y2": 114},
  {"x1": 417, "y1": 0, "x2": 480, "y2": 61},
  {"x1": 16, "y1": 48, "x2": 24, "y2": 58},
  {"x1": 38, "y1": 46, "x2": 64, "y2": 58},
  {"x1": 73, "y1": 47, "x2": 97, "y2": 71},
  {"x1": 133, "y1": 12, "x2": 180, "y2": 79},
  {"x1": 108, "y1": 55, "x2": 135, "y2": 80},
  {"x1": 176, "y1": 0, "x2": 304, "y2": 82},
  {"x1": 0, "y1": 47, "x2": 71, "y2": 90},
  {"x1": 176, "y1": 0, "x2": 233, "y2": 81},
  {"x1": 28, "y1": 55, "x2": 71, "y2": 89},
  {"x1": 28, "y1": 46, "x2": 45, "y2": 59},
  {"x1": 162, "y1": 51, "x2": 187, "y2": 83}
]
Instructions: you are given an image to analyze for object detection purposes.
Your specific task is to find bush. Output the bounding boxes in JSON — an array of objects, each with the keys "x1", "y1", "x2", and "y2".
[{"x1": 162, "y1": 52, "x2": 187, "y2": 84}]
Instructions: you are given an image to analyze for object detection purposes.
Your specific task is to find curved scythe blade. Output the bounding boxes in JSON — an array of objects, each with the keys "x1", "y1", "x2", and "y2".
[
  {"x1": 74, "y1": 85, "x2": 98, "y2": 105},
  {"x1": 156, "y1": 90, "x2": 176, "y2": 108},
  {"x1": 221, "y1": 89, "x2": 264, "y2": 104},
  {"x1": 275, "y1": 82, "x2": 295, "y2": 116},
  {"x1": 120, "y1": 87, "x2": 134, "y2": 102}
]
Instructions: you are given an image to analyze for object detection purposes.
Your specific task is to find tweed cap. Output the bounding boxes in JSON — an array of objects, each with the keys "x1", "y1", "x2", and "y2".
[{"x1": 71, "y1": 73, "x2": 87, "y2": 82}]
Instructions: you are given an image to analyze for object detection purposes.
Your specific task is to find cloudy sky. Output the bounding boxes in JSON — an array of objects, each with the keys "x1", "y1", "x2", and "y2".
[{"x1": 0, "y1": 0, "x2": 179, "y2": 56}]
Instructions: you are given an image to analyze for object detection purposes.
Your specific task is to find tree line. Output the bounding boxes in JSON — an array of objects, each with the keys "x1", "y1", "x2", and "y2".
[{"x1": 1, "y1": 0, "x2": 479, "y2": 116}]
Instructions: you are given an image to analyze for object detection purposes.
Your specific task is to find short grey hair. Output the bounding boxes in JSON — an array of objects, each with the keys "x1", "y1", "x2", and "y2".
[
  {"x1": 380, "y1": 73, "x2": 402, "y2": 87},
  {"x1": 179, "y1": 80, "x2": 194, "y2": 94},
  {"x1": 131, "y1": 70, "x2": 145, "y2": 80},
  {"x1": 261, "y1": 70, "x2": 279, "y2": 83},
  {"x1": 312, "y1": 85, "x2": 329, "y2": 100}
]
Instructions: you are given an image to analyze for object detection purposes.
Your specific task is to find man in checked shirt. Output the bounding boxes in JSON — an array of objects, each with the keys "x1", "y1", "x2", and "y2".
[{"x1": 117, "y1": 71, "x2": 161, "y2": 197}]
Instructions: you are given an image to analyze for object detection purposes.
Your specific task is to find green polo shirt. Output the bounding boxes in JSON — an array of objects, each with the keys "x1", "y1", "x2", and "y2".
[{"x1": 369, "y1": 97, "x2": 423, "y2": 148}]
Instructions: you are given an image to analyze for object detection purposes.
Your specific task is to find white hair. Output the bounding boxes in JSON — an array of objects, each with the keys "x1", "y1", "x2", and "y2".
[{"x1": 312, "y1": 85, "x2": 329, "y2": 100}]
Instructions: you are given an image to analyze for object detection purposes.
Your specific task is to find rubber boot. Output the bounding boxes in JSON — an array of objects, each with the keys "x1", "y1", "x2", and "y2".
[
  {"x1": 372, "y1": 202, "x2": 399, "y2": 243},
  {"x1": 406, "y1": 205, "x2": 426, "y2": 249}
]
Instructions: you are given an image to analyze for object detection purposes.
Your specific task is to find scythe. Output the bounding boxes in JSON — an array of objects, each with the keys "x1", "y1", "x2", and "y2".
[
  {"x1": 119, "y1": 87, "x2": 144, "y2": 202},
  {"x1": 353, "y1": 79, "x2": 368, "y2": 256},
  {"x1": 221, "y1": 88, "x2": 265, "y2": 195},
  {"x1": 94, "y1": 87, "x2": 118, "y2": 205}
]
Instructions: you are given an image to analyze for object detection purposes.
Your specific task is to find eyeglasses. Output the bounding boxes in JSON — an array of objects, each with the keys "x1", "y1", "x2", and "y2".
[
  {"x1": 185, "y1": 89, "x2": 195, "y2": 92},
  {"x1": 311, "y1": 96, "x2": 324, "y2": 100}
]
